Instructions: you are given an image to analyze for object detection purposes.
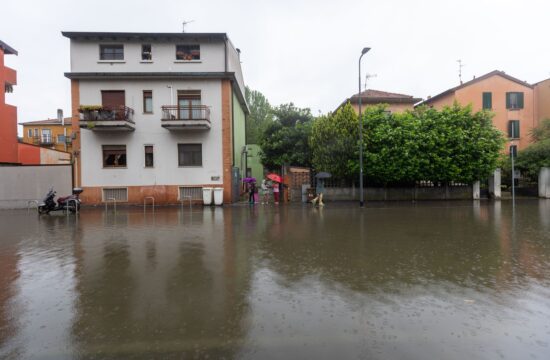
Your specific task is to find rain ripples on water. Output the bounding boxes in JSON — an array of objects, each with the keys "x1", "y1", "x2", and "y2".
[{"x1": 0, "y1": 200, "x2": 550, "y2": 359}]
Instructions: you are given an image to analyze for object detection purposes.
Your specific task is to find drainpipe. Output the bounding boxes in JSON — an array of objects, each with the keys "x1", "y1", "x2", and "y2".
[{"x1": 224, "y1": 36, "x2": 228, "y2": 73}]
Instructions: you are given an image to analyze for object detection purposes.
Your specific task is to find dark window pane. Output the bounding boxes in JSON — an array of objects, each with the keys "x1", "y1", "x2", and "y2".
[
  {"x1": 100, "y1": 45, "x2": 124, "y2": 60},
  {"x1": 141, "y1": 44, "x2": 152, "y2": 60},
  {"x1": 176, "y1": 45, "x2": 200, "y2": 60},
  {"x1": 103, "y1": 145, "x2": 127, "y2": 167},
  {"x1": 178, "y1": 144, "x2": 202, "y2": 166},
  {"x1": 145, "y1": 145, "x2": 154, "y2": 167}
]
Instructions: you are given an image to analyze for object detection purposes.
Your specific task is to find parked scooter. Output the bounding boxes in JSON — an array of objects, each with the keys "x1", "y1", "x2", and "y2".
[{"x1": 38, "y1": 188, "x2": 83, "y2": 214}]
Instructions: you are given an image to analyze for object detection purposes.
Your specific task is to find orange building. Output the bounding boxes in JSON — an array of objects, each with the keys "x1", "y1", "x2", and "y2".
[
  {"x1": 0, "y1": 40, "x2": 18, "y2": 164},
  {"x1": 421, "y1": 70, "x2": 536, "y2": 152},
  {"x1": 534, "y1": 78, "x2": 550, "y2": 124},
  {"x1": 337, "y1": 89, "x2": 422, "y2": 114},
  {"x1": 20, "y1": 117, "x2": 73, "y2": 153}
]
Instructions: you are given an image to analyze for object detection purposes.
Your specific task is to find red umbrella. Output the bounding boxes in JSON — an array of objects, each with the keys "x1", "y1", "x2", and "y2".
[{"x1": 267, "y1": 173, "x2": 282, "y2": 183}]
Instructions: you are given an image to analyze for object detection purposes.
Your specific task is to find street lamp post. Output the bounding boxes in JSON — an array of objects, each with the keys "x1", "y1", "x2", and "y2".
[{"x1": 358, "y1": 47, "x2": 371, "y2": 207}]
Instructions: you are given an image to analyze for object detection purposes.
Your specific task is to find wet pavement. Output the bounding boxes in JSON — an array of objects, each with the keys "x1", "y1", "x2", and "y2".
[{"x1": 1, "y1": 200, "x2": 550, "y2": 359}]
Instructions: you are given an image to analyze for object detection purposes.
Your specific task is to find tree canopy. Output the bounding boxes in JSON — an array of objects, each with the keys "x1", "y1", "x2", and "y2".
[
  {"x1": 245, "y1": 86, "x2": 273, "y2": 145},
  {"x1": 309, "y1": 103, "x2": 504, "y2": 185}
]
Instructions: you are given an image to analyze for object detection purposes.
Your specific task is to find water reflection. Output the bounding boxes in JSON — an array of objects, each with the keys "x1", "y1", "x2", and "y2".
[{"x1": 0, "y1": 202, "x2": 549, "y2": 359}]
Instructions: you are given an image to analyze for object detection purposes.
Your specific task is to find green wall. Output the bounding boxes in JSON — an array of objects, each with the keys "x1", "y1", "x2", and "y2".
[
  {"x1": 232, "y1": 90, "x2": 247, "y2": 176},
  {"x1": 246, "y1": 144, "x2": 264, "y2": 181}
]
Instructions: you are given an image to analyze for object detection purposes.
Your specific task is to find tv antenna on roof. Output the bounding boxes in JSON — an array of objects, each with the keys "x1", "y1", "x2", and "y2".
[
  {"x1": 457, "y1": 59, "x2": 465, "y2": 84},
  {"x1": 365, "y1": 73, "x2": 377, "y2": 90},
  {"x1": 182, "y1": 20, "x2": 195, "y2": 33}
]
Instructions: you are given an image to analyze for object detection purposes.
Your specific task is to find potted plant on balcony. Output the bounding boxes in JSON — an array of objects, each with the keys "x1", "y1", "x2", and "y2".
[{"x1": 79, "y1": 105, "x2": 103, "y2": 121}]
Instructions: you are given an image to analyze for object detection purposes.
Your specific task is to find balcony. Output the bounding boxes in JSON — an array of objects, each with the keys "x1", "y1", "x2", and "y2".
[
  {"x1": 161, "y1": 105, "x2": 211, "y2": 130},
  {"x1": 79, "y1": 106, "x2": 135, "y2": 132},
  {"x1": 32, "y1": 136, "x2": 54, "y2": 146}
]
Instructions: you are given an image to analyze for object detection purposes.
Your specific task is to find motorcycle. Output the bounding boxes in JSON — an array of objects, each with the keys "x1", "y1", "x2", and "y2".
[{"x1": 38, "y1": 188, "x2": 83, "y2": 214}]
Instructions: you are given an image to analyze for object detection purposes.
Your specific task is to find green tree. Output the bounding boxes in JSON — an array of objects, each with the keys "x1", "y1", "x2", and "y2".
[
  {"x1": 245, "y1": 86, "x2": 273, "y2": 144},
  {"x1": 310, "y1": 103, "x2": 358, "y2": 179},
  {"x1": 529, "y1": 118, "x2": 550, "y2": 142},
  {"x1": 272, "y1": 103, "x2": 313, "y2": 127},
  {"x1": 260, "y1": 120, "x2": 312, "y2": 169}
]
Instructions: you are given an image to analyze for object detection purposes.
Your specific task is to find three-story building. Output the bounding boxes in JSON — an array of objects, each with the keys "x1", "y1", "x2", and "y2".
[{"x1": 63, "y1": 31, "x2": 248, "y2": 205}]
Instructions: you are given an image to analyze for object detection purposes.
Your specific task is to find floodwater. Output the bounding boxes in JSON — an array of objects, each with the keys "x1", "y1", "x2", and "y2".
[{"x1": 1, "y1": 201, "x2": 550, "y2": 359}]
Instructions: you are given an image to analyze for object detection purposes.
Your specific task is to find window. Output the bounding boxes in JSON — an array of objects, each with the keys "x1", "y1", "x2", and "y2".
[
  {"x1": 508, "y1": 120, "x2": 520, "y2": 138},
  {"x1": 57, "y1": 134, "x2": 66, "y2": 144},
  {"x1": 176, "y1": 45, "x2": 200, "y2": 60},
  {"x1": 102, "y1": 145, "x2": 127, "y2": 168},
  {"x1": 482, "y1": 92, "x2": 492, "y2": 110},
  {"x1": 177, "y1": 90, "x2": 201, "y2": 119},
  {"x1": 141, "y1": 44, "x2": 152, "y2": 60},
  {"x1": 509, "y1": 145, "x2": 517, "y2": 158},
  {"x1": 143, "y1": 90, "x2": 153, "y2": 113},
  {"x1": 179, "y1": 187, "x2": 203, "y2": 201},
  {"x1": 144, "y1": 145, "x2": 154, "y2": 168},
  {"x1": 34, "y1": 128, "x2": 39, "y2": 137},
  {"x1": 27, "y1": 128, "x2": 32, "y2": 138},
  {"x1": 102, "y1": 188, "x2": 128, "y2": 202},
  {"x1": 99, "y1": 45, "x2": 124, "y2": 60},
  {"x1": 178, "y1": 144, "x2": 202, "y2": 166},
  {"x1": 41, "y1": 129, "x2": 52, "y2": 143},
  {"x1": 506, "y1": 92, "x2": 524, "y2": 110}
]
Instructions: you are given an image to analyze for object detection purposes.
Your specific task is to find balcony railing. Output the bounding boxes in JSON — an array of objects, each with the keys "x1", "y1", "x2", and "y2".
[
  {"x1": 161, "y1": 105, "x2": 211, "y2": 131},
  {"x1": 79, "y1": 105, "x2": 135, "y2": 132},
  {"x1": 32, "y1": 136, "x2": 54, "y2": 146},
  {"x1": 80, "y1": 106, "x2": 135, "y2": 122},
  {"x1": 161, "y1": 105, "x2": 210, "y2": 121}
]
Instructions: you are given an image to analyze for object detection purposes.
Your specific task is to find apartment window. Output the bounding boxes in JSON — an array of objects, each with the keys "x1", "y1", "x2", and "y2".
[
  {"x1": 27, "y1": 129, "x2": 32, "y2": 138},
  {"x1": 57, "y1": 134, "x2": 66, "y2": 144},
  {"x1": 506, "y1": 92, "x2": 524, "y2": 110},
  {"x1": 143, "y1": 90, "x2": 153, "y2": 113},
  {"x1": 41, "y1": 129, "x2": 52, "y2": 143},
  {"x1": 144, "y1": 145, "x2": 154, "y2": 168},
  {"x1": 508, "y1": 120, "x2": 520, "y2": 139},
  {"x1": 177, "y1": 90, "x2": 201, "y2": 119},
  {"x1": 176, "y1": 45, "x2": 200, "y2": 60},
  {"x1": 482, "y1": 92, "x2": 492, "y2": 110},
  {"x1": 99, "y1": 45, "x2": 124, "y2": 60},
  {"x1": 102, "y1": 145, "x2": 127, "y2": 168},
  {"x1": 34, "y1": 128, "x2": 39, "y2": 137},
  {"x1": 178, "y1": 144, "x2": 202, "y2": 166},
  {"x1": 141, "y1": 44, "x2": 152, "y2": 60}
]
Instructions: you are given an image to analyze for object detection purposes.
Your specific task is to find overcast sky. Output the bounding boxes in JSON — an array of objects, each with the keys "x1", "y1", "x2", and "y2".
[{"x1": 2, "y1": 0, "x2": 549, "y2": 129}]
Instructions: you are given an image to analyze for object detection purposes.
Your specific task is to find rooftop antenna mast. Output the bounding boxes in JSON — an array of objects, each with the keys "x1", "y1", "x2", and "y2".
[
  {"x1": 182, "y1": 20, "x2": 195, "y2": 33},
  {"x1": 457, "y1": 59, "x2": 465, "y2": 84},
  {"x1": 364, "y1": 73, "x2": 377, "y2": 90}
]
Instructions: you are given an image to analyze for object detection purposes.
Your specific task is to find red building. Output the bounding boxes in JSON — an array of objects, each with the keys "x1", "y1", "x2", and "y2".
[{"x1": 0, "y1": 40, "x2": 18, "y2": 164}]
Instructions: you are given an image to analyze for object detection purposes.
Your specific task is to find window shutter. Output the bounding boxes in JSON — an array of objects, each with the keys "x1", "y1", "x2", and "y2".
[
  {"x1": 507, "y1": 121, "x2": 513, "y2": 137},
  {"x1": 505, "y1": 93, "x2": 511, "y2": 109}
]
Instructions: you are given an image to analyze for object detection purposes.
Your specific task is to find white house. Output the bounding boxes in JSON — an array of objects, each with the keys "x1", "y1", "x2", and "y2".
[{"x1": 63, "y1": 32, "x2": 248, "y2": 205}]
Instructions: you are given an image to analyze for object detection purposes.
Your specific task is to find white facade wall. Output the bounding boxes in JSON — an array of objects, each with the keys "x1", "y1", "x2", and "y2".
[
  {"x1": 70, "y1": 40, "x2": 225, "y2": 74},
  {"x1": 79, "y1": 79, "x2": 224, "y2": 187}
]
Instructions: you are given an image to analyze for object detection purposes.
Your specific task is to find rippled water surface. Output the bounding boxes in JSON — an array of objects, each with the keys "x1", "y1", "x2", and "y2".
[{"x1": 1, "y1": 201, "x2": 550, "y2": 359}]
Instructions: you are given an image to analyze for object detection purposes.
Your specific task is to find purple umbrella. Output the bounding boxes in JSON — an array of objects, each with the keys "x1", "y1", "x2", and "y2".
[{"x1": 243, "y1": 177, "x2": 256, "y2": 183}]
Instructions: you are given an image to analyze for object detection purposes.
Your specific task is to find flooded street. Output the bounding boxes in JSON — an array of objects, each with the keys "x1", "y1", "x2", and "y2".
[{"x1": 1, "y1": 201, "x2": 550, "y2": 359}]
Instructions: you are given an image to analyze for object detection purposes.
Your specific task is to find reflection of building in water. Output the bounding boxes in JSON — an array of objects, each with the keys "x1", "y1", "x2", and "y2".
[
  {"x1": 0, "y1": 245, "x2": 19, "y2": 349},
  {"x1": 71, "y1": 208, "x2": 253, "y2": 357}
]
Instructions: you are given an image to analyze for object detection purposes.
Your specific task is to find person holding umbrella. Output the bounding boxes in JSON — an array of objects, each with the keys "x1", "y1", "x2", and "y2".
[
  {"x1": 267, "y1": 173, "x2": 282, "y2": 204},
  {"x1": 312, "y1": 172, "x2": 331, "y2": 207}
]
